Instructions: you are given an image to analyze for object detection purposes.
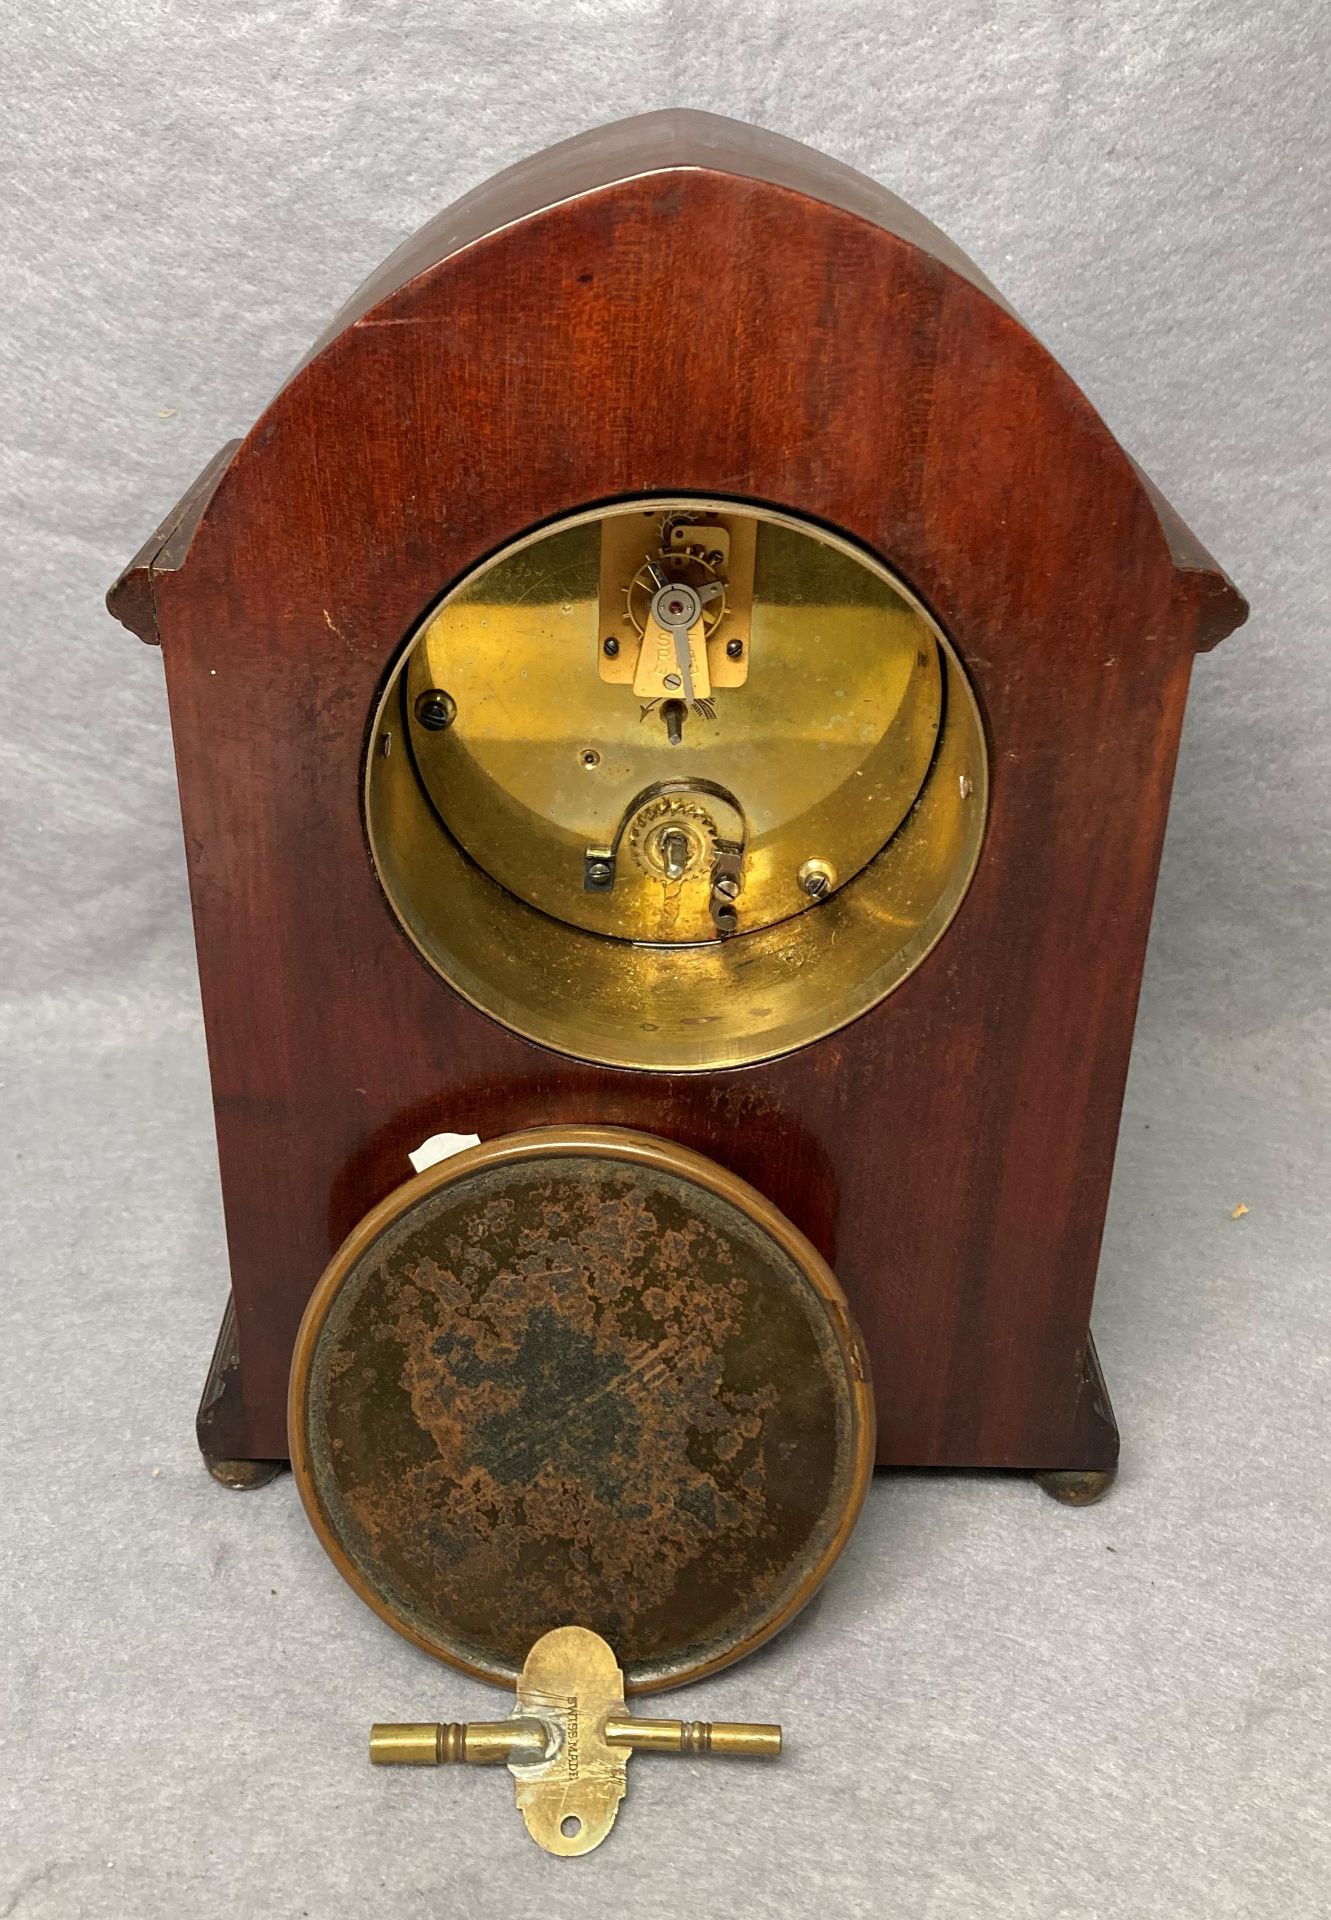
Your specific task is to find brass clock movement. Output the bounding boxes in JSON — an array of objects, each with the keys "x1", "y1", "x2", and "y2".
[
  {"x1": 109, "y1": 109, "x2": 1245, "y2": 1852},
  {"x1": 370, "y1": 495, "x2": 985, "y2": 1069}
]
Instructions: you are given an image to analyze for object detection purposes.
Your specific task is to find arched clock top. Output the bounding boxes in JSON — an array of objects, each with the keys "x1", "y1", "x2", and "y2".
[{"x1": 110, "y1": 109, "x2": 1245, "y2": 659}]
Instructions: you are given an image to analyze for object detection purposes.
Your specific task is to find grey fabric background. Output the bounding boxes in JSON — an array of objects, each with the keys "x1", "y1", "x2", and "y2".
[{"x1": 2, "y1": 3, "x2": 1328, "y2": 1915}]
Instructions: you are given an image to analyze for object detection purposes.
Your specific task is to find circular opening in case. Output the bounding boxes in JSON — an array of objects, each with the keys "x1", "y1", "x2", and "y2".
[{"x1": 366, "y1": 497, "x2": 986, "y2": 1071}]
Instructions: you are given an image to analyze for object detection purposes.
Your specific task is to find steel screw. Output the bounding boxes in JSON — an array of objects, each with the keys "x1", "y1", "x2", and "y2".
[
  {"x1": 587, "y1": 860, "x2": 613, "y2": 887},
  {"x1": 414, "y1": 688, "x2": 457, "y2": 732},
  {"x1": 726, "y1": 638, "x2": 744, "y2": 659},
  {"x1": 798, "y1": 859, "x2": 836, "y2": 900},
  {"x1": 603, "y1": 636, "x2": 620, "y2": 657}
]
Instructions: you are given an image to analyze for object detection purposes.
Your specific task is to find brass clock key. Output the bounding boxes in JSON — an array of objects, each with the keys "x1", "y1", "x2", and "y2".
[
  {"x1": 370, "y1": 1626, "x2": 782, "y2": 1856},
  {"x1": 289, "y1": 1130, "x2": 868, "y2": 1857}
]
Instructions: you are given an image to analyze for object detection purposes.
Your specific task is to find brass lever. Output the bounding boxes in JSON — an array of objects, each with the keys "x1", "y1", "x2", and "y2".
[{"x1": 370, "y1": 1625, "x2": 781, "y2": 1855}]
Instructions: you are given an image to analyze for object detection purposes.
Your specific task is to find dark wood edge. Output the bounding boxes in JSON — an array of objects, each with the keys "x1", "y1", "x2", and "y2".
[
  {"x1": 1129, "y1": 456, "x2": 1249, "y2": 650},
  {"x1": 1063, "y1": 1333, "x2": 1121, "y2": 1471},
  {"x1": 106, "y1": 439, "x2": 240, "y2": 644},
  {"x1": 288, "y1": 109, "x2": 1018, "y2": 388},
  {"x1": 196, "y1": 1293, "x2": 248, "y2": 1457},
  {"x1": 196, "y1": 1293, "x2": 284, "y2": 1484}
]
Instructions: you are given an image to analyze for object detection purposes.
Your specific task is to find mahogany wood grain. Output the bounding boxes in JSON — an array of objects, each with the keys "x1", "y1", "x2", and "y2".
[{"x1": 110, "y1": 111, "x2": 1246, "y2": 1470}]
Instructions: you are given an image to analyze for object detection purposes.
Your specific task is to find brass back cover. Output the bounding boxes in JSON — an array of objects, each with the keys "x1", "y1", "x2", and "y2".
[{"x1": 289, "y1": 1128, "x2": 874, "y2": 1694}]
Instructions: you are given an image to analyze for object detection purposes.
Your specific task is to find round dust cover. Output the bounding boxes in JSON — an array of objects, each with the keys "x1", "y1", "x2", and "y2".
[{"x1": 289, "y1": 1127, "x2": 874, "y2": 1693}]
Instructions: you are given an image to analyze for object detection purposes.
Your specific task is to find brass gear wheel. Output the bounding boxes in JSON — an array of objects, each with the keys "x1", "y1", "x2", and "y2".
[
  {"x1": 626, "y1": 795, "x2": 718, "y2": 882},
  {"x1": 624, "y1": 523, "x2": 728, "y2": 642}
]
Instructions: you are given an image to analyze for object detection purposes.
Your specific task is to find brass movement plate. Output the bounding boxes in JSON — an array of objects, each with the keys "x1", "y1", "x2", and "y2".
[
  {"x1": 289, "y1": 1128, "x2": 874, "y2": 1694},
  {"x1": 596, "y1": 510, "x2": 755, "y2": 690},
  {"x1": 397, "y1": 500, "x2": 944, "y2": 943},
  {"x1": 366, "y1": 496, "x2": 987, "y2": 1073}
]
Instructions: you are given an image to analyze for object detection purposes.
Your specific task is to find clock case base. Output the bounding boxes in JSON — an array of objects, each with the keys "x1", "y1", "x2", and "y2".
[
  {"x1": 194, "y1": 1293, "x2": 1119, "y2": 1487},
  {"x1": 195, "y1": 1299, "x2": 283, "y2": 1490},
  {"x1": 111, "y1": 110, "x2": 1241, "y2": 1495}
]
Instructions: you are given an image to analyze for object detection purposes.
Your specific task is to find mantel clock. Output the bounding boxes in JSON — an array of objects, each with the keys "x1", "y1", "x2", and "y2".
[{"x1": 109, "y1": 110, "x2": 1246, "y2": 1524}]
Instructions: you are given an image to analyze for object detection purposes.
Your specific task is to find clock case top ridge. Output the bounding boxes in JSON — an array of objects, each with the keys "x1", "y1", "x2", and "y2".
[{"x1": 108, "y1": 109, "x2": 1246, "y2": 1478}]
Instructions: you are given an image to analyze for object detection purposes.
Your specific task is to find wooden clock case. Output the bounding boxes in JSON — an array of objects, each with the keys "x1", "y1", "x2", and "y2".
[{"x1": 109, "y1": 110, "x2": 1246, "y2": 1497}]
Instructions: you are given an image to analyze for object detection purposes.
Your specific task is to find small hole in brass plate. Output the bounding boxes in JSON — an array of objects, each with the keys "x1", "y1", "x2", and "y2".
[{"x1": 561, "y1": 1815, "x2": 581, "y2": 1839}]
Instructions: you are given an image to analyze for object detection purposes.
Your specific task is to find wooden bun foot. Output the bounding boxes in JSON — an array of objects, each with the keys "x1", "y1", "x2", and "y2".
[{"x1": 1034, "y1": 1467, "x2": 1117, "y2": 1506}]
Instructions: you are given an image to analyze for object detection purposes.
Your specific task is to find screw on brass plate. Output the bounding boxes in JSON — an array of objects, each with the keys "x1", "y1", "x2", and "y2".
[
  {"x1": 370, "y1": 1626, "x2": 780, "y2": 1857},
  {"x1": 414, "y1": 688, "x2": 457, "y2": 732},
  {"x1": 798, "y1": 857, "x2": 836, "y2": 900},
  {"x1": 602, "y1": 636, "x2": 620, "y2": 656},
  {"x1": 726, "y1": 637, "x2": 744, "y2": 659}
]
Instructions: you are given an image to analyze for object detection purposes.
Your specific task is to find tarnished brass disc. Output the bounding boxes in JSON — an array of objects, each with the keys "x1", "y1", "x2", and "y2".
[{"x1": 289, "y1": 1128, "x2": 874, "y2": 1694}]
